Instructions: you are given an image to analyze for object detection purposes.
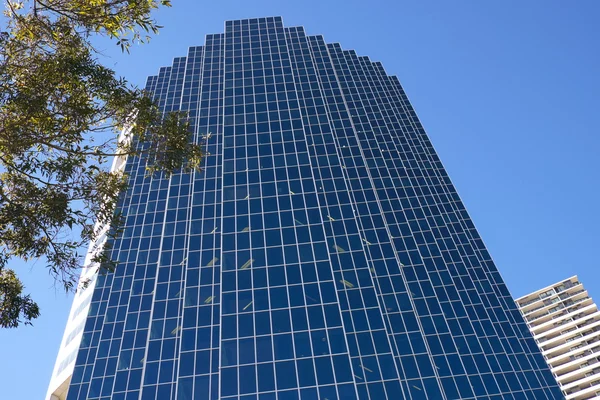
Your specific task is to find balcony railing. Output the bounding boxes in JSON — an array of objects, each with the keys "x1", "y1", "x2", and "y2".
[
  {"x1": 544, "y1": 327, "x2": 600, "y2": 353},
  {"x1": 560, "y1": 288, "x2": 585, "y2": 300},
  {"x1": 550, "y1": 347, "x2": 600, "y2": 369},
  {"x1": 518, "y1": 282, "x2": 580, "y2": 309},
  {"x1": 528, "y1": 297, "x2": 590, "y2": 323}
]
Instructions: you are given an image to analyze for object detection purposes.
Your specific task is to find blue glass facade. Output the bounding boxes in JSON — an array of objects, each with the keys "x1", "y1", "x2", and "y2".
[{"x1": 65, "y1": 17, "x2": 563, "y2": 400}]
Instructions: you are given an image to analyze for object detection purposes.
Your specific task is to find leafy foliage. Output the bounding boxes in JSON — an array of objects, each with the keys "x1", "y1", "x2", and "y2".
[
  {"x1": 0, "y1": 0, "x2": 203, "y2": 328},
  {"x1": 0, "y1": 269, "x2": 40, "y2": 328}
]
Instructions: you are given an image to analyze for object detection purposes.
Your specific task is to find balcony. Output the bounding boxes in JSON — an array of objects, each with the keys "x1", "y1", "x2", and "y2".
[
  {"x1": 556, "y1": 357, "x2": 600, "y2": 380},
  {"x1": 545, "y1": 330, "x2": 600, "y2": 360},
  {"x1": 550, "y1": 347, "x2": 600, "y2": 370},
  {"x1": 518, "y1": 281, "x2": 580, "y2": 309},
  {"x1": 528, "y1": 297, "x2": 591, "y2": 323}
]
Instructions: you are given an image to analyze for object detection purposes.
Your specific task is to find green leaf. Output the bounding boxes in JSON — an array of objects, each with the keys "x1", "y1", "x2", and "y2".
[{"x1": 0, "y1": 0, "x2": 202, "y2": 329}]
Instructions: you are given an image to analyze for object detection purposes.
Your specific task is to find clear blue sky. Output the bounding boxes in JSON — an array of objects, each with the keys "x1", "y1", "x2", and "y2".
[{"x1": 1, "y1": 1, "x2": 598, "y2": 398}]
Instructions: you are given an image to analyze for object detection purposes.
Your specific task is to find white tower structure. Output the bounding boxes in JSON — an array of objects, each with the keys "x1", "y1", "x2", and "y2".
[{"x1": 516, "y1": 276, "x2": 600, "y2": 400}]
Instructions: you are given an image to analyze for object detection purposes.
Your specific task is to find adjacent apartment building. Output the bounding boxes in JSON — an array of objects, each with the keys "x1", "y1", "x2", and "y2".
[
  {"x1": 516, "y1": 276, "x2": 600, "y2": 399},
  {"x1": 47, "y1": 17, "x2": 563, "y2": 400}
]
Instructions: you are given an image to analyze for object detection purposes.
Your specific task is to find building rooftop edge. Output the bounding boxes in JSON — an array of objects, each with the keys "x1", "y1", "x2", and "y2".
[{"x1": 515, "y1": 275, "x2": 580, "y2": 302}]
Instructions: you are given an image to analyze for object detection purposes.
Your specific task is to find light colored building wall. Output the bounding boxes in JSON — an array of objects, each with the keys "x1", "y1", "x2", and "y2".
[
  {"x1": 516, "y1": 276, "x2": 600, "y2": 400},
  {"x1": 46, "y1": 150, "x2": 129, "y2": 400},
  {"x1": 45, "y1": 264, "x2": 99, "y2": 400}
]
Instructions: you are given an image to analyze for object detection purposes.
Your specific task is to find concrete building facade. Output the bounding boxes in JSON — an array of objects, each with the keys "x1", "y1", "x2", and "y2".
[{"x1": 517, "y1": 276, "x2": 600, "y2": 399}]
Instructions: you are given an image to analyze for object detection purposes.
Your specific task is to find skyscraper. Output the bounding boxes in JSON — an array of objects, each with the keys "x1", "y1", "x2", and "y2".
[
  {"x1": 47, "y1": 16, "x2": 563, "y2": 400},
  {"x1": 516, "y1": 276, "x2": 600, "y2": 399}
]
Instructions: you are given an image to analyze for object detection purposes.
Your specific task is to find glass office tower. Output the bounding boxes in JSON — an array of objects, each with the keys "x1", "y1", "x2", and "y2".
[{"x1": 48, "y1": 16, "x2": 563, "y2": 400}]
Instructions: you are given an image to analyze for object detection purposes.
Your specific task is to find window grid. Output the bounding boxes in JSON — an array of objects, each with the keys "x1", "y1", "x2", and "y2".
[{"x1": 62, "y1": 17, "x2": 564, "y2": 400}]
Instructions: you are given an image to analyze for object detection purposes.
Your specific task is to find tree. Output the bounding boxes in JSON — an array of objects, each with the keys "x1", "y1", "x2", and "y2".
[{"x1": 0, "y1": 0, "x2": 203, "y2": 328}]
